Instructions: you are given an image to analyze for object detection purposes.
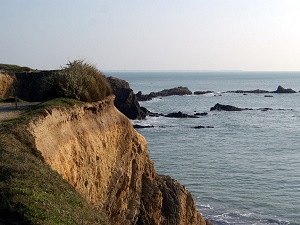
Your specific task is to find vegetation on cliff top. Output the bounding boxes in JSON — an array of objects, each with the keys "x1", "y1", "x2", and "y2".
[
  {"x1": 41, "y1": 60, "x2": 112, "y2": 102},
  {"x1": 0, "y1": 99, "x2": 110, "y2": 225},
  {"x1": 1, "y1": 60, "x2": 112, "y2": 103},
  {"x1": 0, "y1": 64, "x2": 35, "y2": 73}
]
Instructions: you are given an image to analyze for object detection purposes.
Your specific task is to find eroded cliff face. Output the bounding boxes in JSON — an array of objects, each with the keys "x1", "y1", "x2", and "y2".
[
  {"x1": 28, "y1": 96, "x2": 207, "y2": 225},
  {"x1": 0, "y1": 72, "x2": 14, "y2": 98}
]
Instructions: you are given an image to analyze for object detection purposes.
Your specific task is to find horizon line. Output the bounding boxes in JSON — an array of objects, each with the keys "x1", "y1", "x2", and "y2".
[{"x1": 103, "y1": 69, "x2": 300, "y2": 73}]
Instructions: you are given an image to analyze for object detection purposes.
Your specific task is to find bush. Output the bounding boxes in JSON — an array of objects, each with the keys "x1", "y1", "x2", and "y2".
[{"x1": 42, "y1": 60, "x2": 112, "y2": 102}]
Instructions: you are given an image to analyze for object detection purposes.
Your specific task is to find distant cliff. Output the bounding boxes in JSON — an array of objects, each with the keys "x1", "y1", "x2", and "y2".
[{"x1": 26, "y1": 96, "x2": 208, "y2": 225}]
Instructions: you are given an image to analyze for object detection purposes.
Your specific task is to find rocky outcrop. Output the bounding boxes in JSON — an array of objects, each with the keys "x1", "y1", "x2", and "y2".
[
  {"x1": 136, "y1": 91, "x2": 153, "y2": 101},
  {"x1": 226, "y1": 86, "x2": 297, "y2": 94},
  {"x1": 0, "y1": 72, "x2": 14, "y2": 98},
  {"x1": 194, "y1": 112, "x2": 208, "y2": 116},
  {"x1": 210, "y1": 103, "x2": 245, "y2": 111},
  {"x1": 107, "y1": 76, "x2": 146, "y2": 120},
  {"x1": 272, "y1": 85, "x2": 296, "y2": 93},
  {"x1": 27, "y1": 96, "x2": 208, "y2": 225},
  {"x1": 140, "y1": 107, "x2": 163, "y2": 117},
  {"x1": 194, "y1": 91, "x2": 213, "y2": 95},
  {"x1": 133, "y1": 124, "x2": 155, "y2": 129},
  {"x1": 137, "y1": 87, "x2": 192, "y2": 101},
  {"x1": 165, "y1": 111, "x2": 199, "y2": 118},
  {"x1": 194, "y1": 126, "x2": 214, "y2": 129},
  {"x1": 227, "y1": 89, "x2": 270, "y2": 94},
  {"x1": 149, "y1": 86, "x2": 192, "y2": 97}
]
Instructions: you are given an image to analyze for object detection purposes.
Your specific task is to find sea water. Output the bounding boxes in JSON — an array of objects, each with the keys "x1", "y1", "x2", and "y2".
[{"x1": 106, "y1": 72, "x2": 300, "y2": 225}]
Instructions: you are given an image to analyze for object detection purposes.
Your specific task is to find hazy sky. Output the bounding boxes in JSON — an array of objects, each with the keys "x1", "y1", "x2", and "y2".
[{"x1": 1, "y1": 0, "x2": 300, "y2": 71}]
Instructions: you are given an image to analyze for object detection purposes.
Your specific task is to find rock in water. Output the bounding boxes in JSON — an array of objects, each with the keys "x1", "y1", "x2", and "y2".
[
  {"x1": 194, "y1": 112, "x2": 208, "y2": 116},
  {"x1": 273, "y1": 85, "x2": 296, "y2": 93},
  {"x1": 210, "y1": 103, "x2": 244, "y2": 111},
  {"x1": 165, "y1": 111, "x2": 199, "y2": 118},
  {"x1": 194, "y1": 91, "x2": 213, "y2": 95},
  {"x1": 133, "y1": 124, "x2": 154, "y2": 129},
  {"x1": 107, "y1": 76, "x2": 146, "y2": 119},
  {"x1": 137, "y1": 87, "x2": 192, "y2": 101},
  {"x1": 194, "y1": 125, "x2": 214, "y2": 129}
]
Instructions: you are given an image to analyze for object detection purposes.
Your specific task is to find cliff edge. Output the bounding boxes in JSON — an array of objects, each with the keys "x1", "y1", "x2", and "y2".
[{"x1": 27, "y1": 96, "x2": 207, "y2": 225}]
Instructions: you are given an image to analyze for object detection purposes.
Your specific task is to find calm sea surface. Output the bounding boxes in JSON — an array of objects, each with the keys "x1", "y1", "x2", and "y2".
[{"x1": 106, "y1": 72, "x2": 300, "y2": 225}]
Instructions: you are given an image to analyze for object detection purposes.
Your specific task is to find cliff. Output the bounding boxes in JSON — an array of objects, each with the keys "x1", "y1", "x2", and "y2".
[
  {"x1": 26, "y1": 96, "x2": 207, "y2": 225},
  {"x1": 0, "y1": 72, "x2": 14, "y2": 98}
]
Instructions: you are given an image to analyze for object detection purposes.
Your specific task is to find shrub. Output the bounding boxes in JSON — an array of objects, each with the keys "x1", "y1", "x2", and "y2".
[{"x1": 42, "y1": 60, "x2": 112, "y2": 102}]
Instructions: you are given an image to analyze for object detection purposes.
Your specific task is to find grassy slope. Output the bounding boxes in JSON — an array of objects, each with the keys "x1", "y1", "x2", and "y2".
[
  {"x1": 0, "y1": 98, "x2": 110, "y2": 225},
  {"x1": 0, "y1": 64, "x2": 35, "y2": 73}
]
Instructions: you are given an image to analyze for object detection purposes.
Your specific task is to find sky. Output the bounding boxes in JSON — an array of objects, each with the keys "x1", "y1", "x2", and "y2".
[{"x1": 1, "y1": 0, "x2": 300, "y2": 71}]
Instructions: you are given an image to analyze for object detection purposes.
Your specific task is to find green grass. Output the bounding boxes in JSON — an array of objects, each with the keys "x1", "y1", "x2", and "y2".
[
  {"x1": 0, "y1": 98, "x2": 110, "y2": 225},
  {"x1": 29, "y1": 97, "x2": 83, "y2": 111}
]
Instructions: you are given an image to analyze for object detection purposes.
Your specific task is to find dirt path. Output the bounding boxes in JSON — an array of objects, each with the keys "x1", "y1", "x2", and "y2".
[{"x1": 0, "y1": 102, "x2": 37, "y2": 121}]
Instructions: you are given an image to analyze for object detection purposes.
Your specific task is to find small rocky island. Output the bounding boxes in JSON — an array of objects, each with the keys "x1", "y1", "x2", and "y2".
[{"x1": 136, "y1": 86, "x2": 192, "y2": 101}]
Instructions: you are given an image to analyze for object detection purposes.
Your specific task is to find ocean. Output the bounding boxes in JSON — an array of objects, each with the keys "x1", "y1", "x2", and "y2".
[{"x1": 106, "y1": 71, "x2": 300, "y2": 225}]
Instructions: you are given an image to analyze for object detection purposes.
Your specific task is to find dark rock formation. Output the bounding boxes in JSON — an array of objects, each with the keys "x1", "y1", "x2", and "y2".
[
  {"x1": 194, "y1": 125, "x2": 214, "y2": 129},
  {"x1": 137, "y1": 87, "x2": 192, "y2": 101},
  {"x1": 225, "y1": 86, "x2": 297, "y2": 94},
  {"x1": 165, "y1": 111, "x2": 199, "y2": 118},
  {"x1": 107, "y1": 76, "x2": 146, "y2": 120},
  {"x1": 194, "y1": 112, "x2": 208, "y2": 116},
  {"x1": 264, "y1": 95, "x2": 274, "y2": 97},
  {"x1": 227, "y1": 89, "x2": 270, "y2": 94},
  {"x1": 140, "y1": 106, "x2": 164, "y2": 117},
  {"x1": 133, "y1": 124, "x2": 154, "y2": 129},
  {"x1": 210, "y1": 104, "x2": 292, "y2": 112},
  {"x1": 259, "y1": 108, "x2": 273, "y2": 111},
  {"x1": 149, "y1": 87, "x2": 192, "y2": 97},
  {"x1": 272, "y1": 85, "x2": 296, "y2": 93},
  {"x1": 194, "y1": 91, "x2": 213, "y2": 95},
  {"x1": 210, "y1": 103, "x2": 245, "y2": 111},
  {"x1": 136, "y1": 91, "x2": 153, "y2": 101},
  {"x1": 139, "y1": 175, "x2": 207, "y2": 225}
]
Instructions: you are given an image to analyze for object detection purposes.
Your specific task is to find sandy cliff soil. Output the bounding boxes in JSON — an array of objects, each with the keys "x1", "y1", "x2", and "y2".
[
  {"x1": 0, "y1": 72, "x2": 14, "y2": 98},
  {"x1": 27, "y1": 96, "x2": 208, "y2": 225}
]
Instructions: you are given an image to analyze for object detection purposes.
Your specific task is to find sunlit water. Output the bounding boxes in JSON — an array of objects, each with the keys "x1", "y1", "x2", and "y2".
[{"x1": 106, "y1": 72, "x2": 300, "y2": 225}]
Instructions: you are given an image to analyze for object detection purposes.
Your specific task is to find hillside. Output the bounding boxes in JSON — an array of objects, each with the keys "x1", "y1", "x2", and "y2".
[
  {"x1": 0, "y1": 64, "x2": 35, "y2": 73},
  {"x1": 0, "y1": 98, "x2": 110, "y2": 224}
]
